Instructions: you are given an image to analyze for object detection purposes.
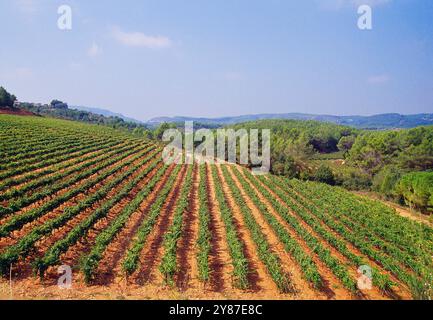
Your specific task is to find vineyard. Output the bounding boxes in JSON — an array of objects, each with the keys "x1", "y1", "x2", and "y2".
[{"x1": 0, "y1": 114, "x2": 432, "y2": 300}]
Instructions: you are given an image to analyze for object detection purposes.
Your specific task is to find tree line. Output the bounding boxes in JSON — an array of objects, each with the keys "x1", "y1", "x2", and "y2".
[
  {"x1": 0, "y1": 86, "x2": 17, "y2": 107},
  {"x1": 226, "y1": 119, "x2": 433, "y2": 213}
]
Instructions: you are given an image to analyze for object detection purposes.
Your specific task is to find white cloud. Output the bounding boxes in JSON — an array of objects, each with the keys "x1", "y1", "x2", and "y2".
[
  {"x1": 368, "y1": 74, "x2": 390, "y2": 84},
  {"x1": 111, "y1": 27, "x2": 172, "y2": 49},
  {"x1": 87, "y1": 42, "x2": 102, "y2": 57}
]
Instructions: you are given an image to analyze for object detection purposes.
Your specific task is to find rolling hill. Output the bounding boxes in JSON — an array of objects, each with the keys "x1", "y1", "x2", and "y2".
[{"x1": 148, "y1": 113, "x2": 433, "y2": 129}]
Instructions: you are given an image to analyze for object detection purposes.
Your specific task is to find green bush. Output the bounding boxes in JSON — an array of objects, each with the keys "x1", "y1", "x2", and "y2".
[
  {"x1": 396, "y1": 172, "x2": 433, "y2": 213},
  {"x1": 335, "y1": 168, "x2": 372, "y2": 190},
  {"x1": 314, "y1": 164, "x2": 335, "y2": 185},
  {"x1": 272, "y1": 156, "x2": 299, "y2": 179},
  {"x1": 373, "y1": 166, "x2": 402, "y2": 199}
]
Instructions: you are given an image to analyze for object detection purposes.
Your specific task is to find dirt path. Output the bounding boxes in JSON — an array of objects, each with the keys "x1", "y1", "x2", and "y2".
[{"x1": 354, "y1": 192, "x2": 433, "y2": 228}]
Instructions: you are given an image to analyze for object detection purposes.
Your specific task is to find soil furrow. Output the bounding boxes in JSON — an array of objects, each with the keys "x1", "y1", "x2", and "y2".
[
  {"x1": 244, "y1": 168, "x2": 355, "y2": 300},
  {"x1": 89, "y1": 164, "x2": 178, "y2": 286},
  {"x1": 206, "y1": 164, "x2": 233, "y2": 293},
  {"x1": 175, "y1": 165, "x2": 200, "y2": 291},
  {"x1": 132, "y1": 166, "x2": 188, "y2": 285},
  {"x1": 214, "y1": 165, "x2": 278, "y2": 295},
  {"x1": 0, "y1": 147, "x2": 154, "y2": 253}
]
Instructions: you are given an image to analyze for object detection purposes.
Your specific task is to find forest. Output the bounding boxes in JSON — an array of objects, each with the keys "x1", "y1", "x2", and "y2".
[{"x1": 227, "y1": 120, "x2": 433, "y2": 214}]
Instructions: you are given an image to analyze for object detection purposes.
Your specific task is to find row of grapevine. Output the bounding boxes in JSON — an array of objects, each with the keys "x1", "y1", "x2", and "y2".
[
  {"x1": 283, "y1": 180, "x2": 427, "y2": 278},
  {"x1": 0, "y1": 144, "x2": 154, "y2": 236},
  {"x1": 277, "y1": 178, "x2": 431, "y2": 297},
  {"x1": 291, "y1": 179, "x2": 433, "y2": 259},
  {"x1": 290, "y1": 179, "x2": 433, "y2": 254},
  {"x1": 196, "y1": 165, "x2": 211, "y2": 282},
  {"x1": 210, "y1": 165, "x2": 249, "y2": 289},
  {"x1": 0, "y1": 138, "x2": 134, "y2": 180},
  {"x1": 122, "y1": 165, "x2": 185, "y2": 276},
  {"x1": 0, "y1": 140, "x2": 124, "y2": 193},
  {"x1": 219, "y1": 165, "x2": 292, "y2": 293},
  {"x1": 81, "y1": 164, "x2": 172, "y2": 282},
  {"x1": 0, "y1": 135, "x2": 112, "y2": 171},
  {"x1": 2, "y1": 133, "x2": 100, "y2": 163},
  {"x1": 0, "y1": 127, "x2": 102, "y2": 155},
  {"x1": 232, "y1": 166, "x2": 323, "y2": 288},
  {"x1": 0, "y1": 142, "x2": 149, "y2": 202},
  {"x1": 159, "y1": 165, "x2": 195, "y2": 284},
  {"x1": 241, "y1": 172, "x2": 358, "y2": 292},
  {"x1": 0, "y1": 149, "x2": 161, "y2": 275},
  {"x1": 34, "y1": 152, "x2": 163, "y2": 276},
  {"x1": 257, "y1": 173, "x2": 394, "y2": 292}
]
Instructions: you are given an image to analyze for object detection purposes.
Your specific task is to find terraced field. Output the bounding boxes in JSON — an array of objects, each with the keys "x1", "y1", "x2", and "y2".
[{"x1": 0, "y1": 115, "x2": 432, "y2": 300}]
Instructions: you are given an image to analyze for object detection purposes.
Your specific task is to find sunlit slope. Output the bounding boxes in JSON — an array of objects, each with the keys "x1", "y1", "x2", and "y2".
[{"x1": 0, "y1": 114, "x2": 431, "y2": 300}]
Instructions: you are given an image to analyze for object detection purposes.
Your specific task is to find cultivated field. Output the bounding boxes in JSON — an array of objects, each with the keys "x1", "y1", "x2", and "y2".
[{"x1": 0, "y1": 115, "x2": 432, "y2": 300}]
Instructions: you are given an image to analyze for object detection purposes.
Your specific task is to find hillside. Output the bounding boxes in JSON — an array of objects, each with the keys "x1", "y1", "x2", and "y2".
[
  {"x1": 18, "y1": 102, "x2": 149, "y2": 132},
  {"x1": 72, "y1": 105, "x2": 144, "y2": 124},
  {"x1": 0, "y1": 114, "x2": 432, "y2": 300},
  {"x1": 149, "y1": 113, "x2": 433, "y2": 129}
]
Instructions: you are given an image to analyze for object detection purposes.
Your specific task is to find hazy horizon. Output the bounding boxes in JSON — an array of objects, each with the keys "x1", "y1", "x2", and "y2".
[
  {"x1": 145, "y1": 110, "x2": 433, "y2": 121},
  {"x1": 1, "y1": 0, "x2": 433, "y2": 122}
]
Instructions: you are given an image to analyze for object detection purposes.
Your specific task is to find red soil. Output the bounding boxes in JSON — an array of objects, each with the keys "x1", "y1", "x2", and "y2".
[{"x1": 0, "y1": 107, "x2": 35, "y2": 116}]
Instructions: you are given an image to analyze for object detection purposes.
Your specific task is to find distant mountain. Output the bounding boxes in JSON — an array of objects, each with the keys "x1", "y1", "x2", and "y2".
[
  {"x1": 148, "y1": 113, "x2": 433, "y2": 129},
  {"x1": 72, "y1": 106, "x2": 144, "y2": 124}
]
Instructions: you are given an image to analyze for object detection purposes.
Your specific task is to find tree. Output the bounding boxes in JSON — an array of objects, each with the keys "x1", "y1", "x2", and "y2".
[
  {"x1": 314, "y1": 164, "x2": 335, "y2": 185},
  {"x1": 347, "y1": 127, "x2": 433, "y2": 174},
  {"x1": 338, "y1": 135, "x2": 356, "y2": 153},
  {"x1": 153, "y1": 122, "x2": 177, "y2": 140},
  {"x1": 396, "y1": 172, "x2": 433, "y2": 213},
  {"x1": 372, "y1": 165, "x2": 402, "y2": 199},
  {"x1": 50, "y1": 100, "x2": 68, "y2": 109},
  {"x1": 0, "y1": 87, "x2": 17, "y2": 107}
]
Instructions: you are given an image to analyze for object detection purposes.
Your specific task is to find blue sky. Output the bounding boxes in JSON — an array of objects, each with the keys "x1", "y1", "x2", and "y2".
[{"x1": 0, "y1": 0, "x2": 432, "y2": 121}]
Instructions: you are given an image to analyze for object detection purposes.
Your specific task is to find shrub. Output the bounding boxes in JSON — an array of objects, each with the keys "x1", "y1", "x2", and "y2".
[
  {"x1": 396, "y1": 172, "x2": 433, "y2": 213},
  {"x1": 314, "y1": 164, "x2": 335, "y2": 185},
  {"x1": 373, "y1": 166, "x2": 403, "y2": 200}
]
